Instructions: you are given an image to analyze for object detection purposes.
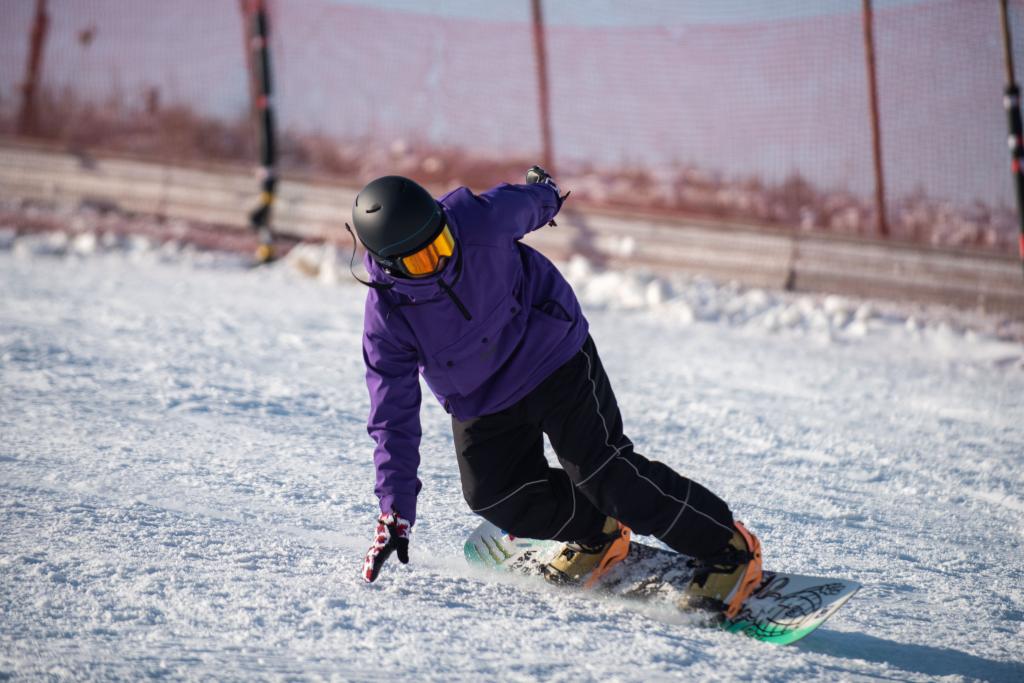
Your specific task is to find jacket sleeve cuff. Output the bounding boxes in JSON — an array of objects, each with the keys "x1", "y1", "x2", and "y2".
[{"x1": 379, "y1": 494, "x2": 416, "y2": 526}]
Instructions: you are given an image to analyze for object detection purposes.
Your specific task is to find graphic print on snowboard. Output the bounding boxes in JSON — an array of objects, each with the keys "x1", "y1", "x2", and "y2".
[{"x1": 464, "y1": 520, "x2": 860, "y2": 645}]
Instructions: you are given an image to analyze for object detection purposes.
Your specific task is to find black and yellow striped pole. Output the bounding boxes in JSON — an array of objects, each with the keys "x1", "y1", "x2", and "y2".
[
  {"x1": 1001, "y1": 0, "x2": 1024, "y2": 276},
  {"x1": 242, "y1": 0, "x2": 277, "y2": 264}
]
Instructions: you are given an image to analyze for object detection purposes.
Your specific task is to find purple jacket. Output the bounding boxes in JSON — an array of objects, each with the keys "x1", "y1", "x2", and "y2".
[{"x1": 362, "y1": 182, "x2": 589, "y2": 524}]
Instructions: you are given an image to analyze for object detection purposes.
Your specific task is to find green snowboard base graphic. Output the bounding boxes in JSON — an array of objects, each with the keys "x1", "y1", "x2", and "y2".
[{"x1": 465, "y1": 520, "x2": 860, "y2": 645}]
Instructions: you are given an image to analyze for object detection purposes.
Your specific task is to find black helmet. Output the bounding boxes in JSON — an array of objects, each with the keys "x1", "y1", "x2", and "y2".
[{"x1": 352, "y1": 176, "x2": 443, "y2": 266}]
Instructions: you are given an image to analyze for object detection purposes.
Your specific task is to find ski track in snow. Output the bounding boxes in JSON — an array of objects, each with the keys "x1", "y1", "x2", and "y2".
[{"x1": 1, "y1": 234, "x2": 1023, "y2": 682}]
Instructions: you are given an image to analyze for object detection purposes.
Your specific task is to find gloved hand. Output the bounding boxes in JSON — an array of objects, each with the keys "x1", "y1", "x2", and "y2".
[
  {"x1": 526, "y1": 165, "x2": 570, "y2": 226},
  {"x1": 526, "y1": 164, "x2": 559, "y2": 193},
  {"x1": 362, "y1": 511, "x2": 411, "y2": 582}
]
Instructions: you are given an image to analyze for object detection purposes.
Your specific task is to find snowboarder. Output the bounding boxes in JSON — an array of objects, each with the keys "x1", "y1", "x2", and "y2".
[{"x1": 353, "y1": 167, "x2": 762, "y2": 617}]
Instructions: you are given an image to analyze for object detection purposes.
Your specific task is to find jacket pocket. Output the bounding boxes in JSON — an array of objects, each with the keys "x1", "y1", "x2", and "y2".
[
  {"x1": 523, "y1": 299, "x2": 574, "y2": 360},
  {"x1": 533, "y1": 298, "x2": 572, "y2": 322},
  {"x1": 431, "y1": 292, "x2": 526, "y2": 396}
]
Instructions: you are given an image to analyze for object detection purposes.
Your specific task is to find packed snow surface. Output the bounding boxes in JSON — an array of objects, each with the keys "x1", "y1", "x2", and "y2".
[{"x1": 2, "y1": 232, "x2": 1023, "y2": 681}]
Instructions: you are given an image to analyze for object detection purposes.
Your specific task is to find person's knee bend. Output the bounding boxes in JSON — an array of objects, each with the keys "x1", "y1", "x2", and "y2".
[{"x1": 463, "y1": 488, "x2": 534, "y2": 534}]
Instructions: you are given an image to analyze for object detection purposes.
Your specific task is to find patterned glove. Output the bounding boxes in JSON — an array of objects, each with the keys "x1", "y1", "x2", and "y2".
[{"x1": 362, "y1": 512, "x2": 411, "y2": 582}]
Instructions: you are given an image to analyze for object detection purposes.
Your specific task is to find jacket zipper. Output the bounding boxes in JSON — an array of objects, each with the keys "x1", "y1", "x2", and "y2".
[{"x1": 437, "y1": 278, "x2": 473, "y2": 321}]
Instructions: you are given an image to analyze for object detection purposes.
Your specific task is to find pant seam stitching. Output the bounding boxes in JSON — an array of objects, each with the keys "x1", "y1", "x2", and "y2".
[{"x1": 470, "y1": 478, "x2": 547, "y2": 513}]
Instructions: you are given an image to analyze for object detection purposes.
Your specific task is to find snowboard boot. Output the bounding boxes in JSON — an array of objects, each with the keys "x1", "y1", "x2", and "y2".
[
  {"x1": 682, "y1": 520, "x2": 763, "y2": 619},
  {"x1": 542, "y1": 517, "x2": 631, "y2": 589}
]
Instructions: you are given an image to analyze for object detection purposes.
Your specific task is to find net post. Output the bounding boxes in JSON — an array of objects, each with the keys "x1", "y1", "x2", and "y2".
[
  {"x1": 241, "y1": 0, "x2": 278, "y2": 264},
  {"x1": 17, "y1": 0, "x2": 49, "y2": 137},
  {"x1": 862, "y1": 0, "x2": 889, "y2": 238},
  {"x1": 1000, "y1": 0, "x2": 1024, "y2": 275},
  {"x1": 531, "y1": 0, "x2": 555, "y2": 175}
]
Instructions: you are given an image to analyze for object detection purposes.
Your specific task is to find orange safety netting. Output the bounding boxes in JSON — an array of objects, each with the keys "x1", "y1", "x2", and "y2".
[{"x1": 0, "y1": 0, "x2": 1020, "y2": 250}]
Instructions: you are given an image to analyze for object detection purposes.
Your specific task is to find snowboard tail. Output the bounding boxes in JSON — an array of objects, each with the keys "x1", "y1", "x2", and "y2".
[{"x1": 464, "y1": 520, "x2": 859, "y2": 646}]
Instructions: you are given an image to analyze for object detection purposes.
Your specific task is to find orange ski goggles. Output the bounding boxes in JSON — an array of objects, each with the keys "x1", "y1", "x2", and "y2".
[{"x1": 397, "y1": 225, "x2": 455, "y2": 277}]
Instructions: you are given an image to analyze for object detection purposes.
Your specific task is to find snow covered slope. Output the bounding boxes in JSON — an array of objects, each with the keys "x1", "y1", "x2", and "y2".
[{"x1": 2, "y1": 233, "x2": 1022, "y2": 681}]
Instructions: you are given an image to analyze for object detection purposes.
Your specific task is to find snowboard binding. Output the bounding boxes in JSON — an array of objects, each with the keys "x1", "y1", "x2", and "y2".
[{"x1": 682, "y1": 521, "x2": 763, "y2": 618}]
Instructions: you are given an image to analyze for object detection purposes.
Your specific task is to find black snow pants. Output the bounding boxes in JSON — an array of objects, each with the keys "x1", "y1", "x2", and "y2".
[{"x1": 453, "y1": 335, "x2": 736, "y2": 559}]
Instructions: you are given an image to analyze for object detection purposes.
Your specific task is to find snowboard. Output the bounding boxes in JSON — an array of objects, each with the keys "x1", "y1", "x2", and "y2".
[{"x1": 464, "y1": 520, "x2": 859, "y2": 645}]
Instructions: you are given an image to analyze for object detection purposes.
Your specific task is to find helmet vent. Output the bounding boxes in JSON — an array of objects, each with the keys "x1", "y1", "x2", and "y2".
[{"x1": 366, "y1": 203, "x2": 382, "y2": 213}]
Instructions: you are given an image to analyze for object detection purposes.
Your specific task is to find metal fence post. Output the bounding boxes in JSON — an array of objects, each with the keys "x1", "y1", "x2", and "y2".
[
  {"x1": 862, "y1": 0, "x2": 889, "y2": 238},
  {"x1": 530, "y1": 0, "x2": 555, "y2": 174},
  {"x1": 17, "y1": 0, "x2": 49, "y2": 137},
  {"x1": 1000, "y1": 0, "x2": 1024, "y2": 275}
]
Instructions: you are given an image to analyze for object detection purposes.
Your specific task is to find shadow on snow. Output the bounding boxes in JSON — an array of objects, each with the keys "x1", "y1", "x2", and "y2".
[{"x1": 800, "y1": 629, "x2": 1023, "y2": 682}]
